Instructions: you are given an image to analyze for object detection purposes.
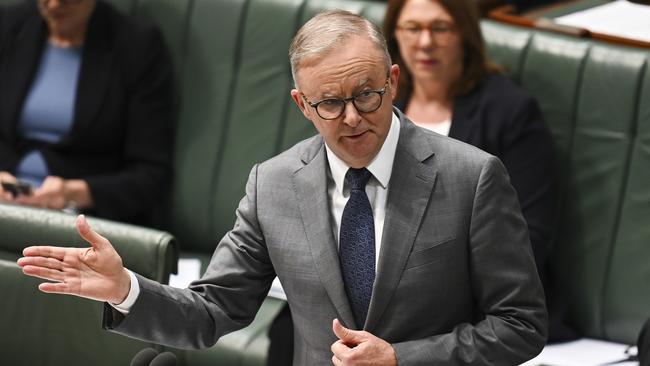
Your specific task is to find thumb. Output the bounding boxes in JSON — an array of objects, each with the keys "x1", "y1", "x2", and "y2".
[
  {"x1": 332, "y1": 318, "x2": 365, "y2": 346},
  {"x1": 76, "y1": 215, "x2": 110, "y2": 251}
]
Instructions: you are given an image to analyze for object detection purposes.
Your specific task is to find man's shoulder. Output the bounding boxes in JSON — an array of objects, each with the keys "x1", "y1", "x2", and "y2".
[
  {"x1": 257, "y1": 134, "x2": 323, "y2": 173},
  {"x1": 429, "y1": 131, "x2": 495, "y2": 172}
]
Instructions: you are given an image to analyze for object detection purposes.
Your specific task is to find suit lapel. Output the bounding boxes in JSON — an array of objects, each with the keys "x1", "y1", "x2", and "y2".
[
  {"x1": 365, "y1": 113, "x2": 437, "y2": 333},
  {"x1": 293, "y1": 138, "x2": 356, "y2": 328},
  {"x1": 66, "y1": 2, "x2": 112, "y2": 143},
  {"x1": 1, "y1": 12, "x2": 46, "y2": 140}
]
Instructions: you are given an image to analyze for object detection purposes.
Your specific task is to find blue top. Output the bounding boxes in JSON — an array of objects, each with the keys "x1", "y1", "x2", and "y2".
[{"x1": 15, "y1": 43, "x2": 82, "y2": 186}]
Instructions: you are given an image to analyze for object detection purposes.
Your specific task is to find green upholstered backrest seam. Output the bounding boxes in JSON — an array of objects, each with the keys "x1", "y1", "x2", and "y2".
[
  {"x1": 206, "y1": 0, "x2": 252, "y2": 246},
  {"x1": 601, "y1": 57, "x2": 650, "y2": 343}
]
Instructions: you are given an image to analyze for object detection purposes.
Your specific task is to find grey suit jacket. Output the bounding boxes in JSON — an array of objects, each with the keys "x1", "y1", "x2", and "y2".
[{"x1": 105, "y1": 110, "x2": 547, "y2": 365}]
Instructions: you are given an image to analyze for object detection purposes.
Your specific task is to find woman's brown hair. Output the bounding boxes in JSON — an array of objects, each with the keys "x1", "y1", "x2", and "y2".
[{"x1": 384, "y1": 0, "x2": 499, "y2": 101}]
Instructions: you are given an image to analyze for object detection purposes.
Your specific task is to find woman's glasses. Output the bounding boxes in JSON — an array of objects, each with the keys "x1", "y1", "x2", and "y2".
[{"x1": 396, "y1": 20, "x2": 457, "y2": 46}]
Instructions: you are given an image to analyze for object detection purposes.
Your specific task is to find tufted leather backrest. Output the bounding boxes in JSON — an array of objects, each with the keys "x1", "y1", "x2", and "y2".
[{"x1": 483, "y1": 21, "x2": 650, "y2": 344}]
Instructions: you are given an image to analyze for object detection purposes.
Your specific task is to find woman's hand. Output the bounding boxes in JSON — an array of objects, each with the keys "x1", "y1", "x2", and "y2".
[
  {"x1": 16, "y1": 176, "x2": 93, "y2": 210},
  {"x1": 16, "y1": 176, "x2": 66, "y2": 209},
  {"x1": 0, "y1": 171, "x2": 18, "y2": 202}
]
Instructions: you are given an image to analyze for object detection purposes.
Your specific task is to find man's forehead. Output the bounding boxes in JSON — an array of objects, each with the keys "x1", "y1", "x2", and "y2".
[
  {"x1": 297, "y1": 60, "x2": 386, "y2": 94},
  {"x1": 296, "y1": 36, "x2": 385, "y2": 80},
  {"x1": 298, "y1": 69, "x2": 383, "y2": 96}
]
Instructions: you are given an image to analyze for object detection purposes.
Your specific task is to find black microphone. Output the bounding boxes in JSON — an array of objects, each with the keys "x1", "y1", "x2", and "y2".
[
  {"x1": 149, "y1": 352, "x2": 178, "y2": 366},
  {"x1": 130, "y1": 348, "x2": 159, "y2": 366}
]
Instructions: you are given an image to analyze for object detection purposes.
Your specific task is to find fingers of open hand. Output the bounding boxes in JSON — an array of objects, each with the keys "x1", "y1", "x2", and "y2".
[
  {"x1": 18, "y1": 256, "x2": 64, "y2": 271},
  {"x1": 39, "y1": 282, "x2": 73, "y2": 294},
  {"x1": 76, "y1": 215, "x2": 110, "y2": 251},
  {"x1": 22, "y1": 246, "x2": 67, "y2": 261},
  {"x1": 21, "y1": 263, "x2": 65, "y2": 283},
  {"x1": 18, "y1": 254, "x2": 67, "y2": 283},
  {"x1": 19, "y1": 247, "x2": 78, "y2": 284}
]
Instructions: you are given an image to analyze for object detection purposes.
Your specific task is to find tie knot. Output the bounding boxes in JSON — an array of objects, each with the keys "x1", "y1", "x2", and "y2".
[{"x1": 345, "y1": 168, "x2": 372, "y2": 191}]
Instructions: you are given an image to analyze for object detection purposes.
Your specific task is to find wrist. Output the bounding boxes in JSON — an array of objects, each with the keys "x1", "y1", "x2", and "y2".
[{"x1": 113, "y1": 269, "x2": 132, "y2": 305}]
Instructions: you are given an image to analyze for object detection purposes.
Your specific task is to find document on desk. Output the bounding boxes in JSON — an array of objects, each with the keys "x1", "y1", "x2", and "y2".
[
  {"x1": 520, "y1": 338, "x2": 638, "y2": 366},
  {"x1": 169, "y1": 258, "x2": 202, "y2": 288},
  {"x1": 554, "y1": 0, "x2": 650, "y2": 43}
]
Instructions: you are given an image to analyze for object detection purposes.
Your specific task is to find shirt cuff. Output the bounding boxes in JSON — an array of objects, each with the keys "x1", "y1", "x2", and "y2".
[{"x1": 109, "y1": 269, "x2": 140, "y2": 315}]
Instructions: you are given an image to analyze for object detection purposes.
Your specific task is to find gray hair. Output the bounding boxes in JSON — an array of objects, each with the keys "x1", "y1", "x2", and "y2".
[{"x1": 289, "y1": 10, "x2": 392, "y2": 88}]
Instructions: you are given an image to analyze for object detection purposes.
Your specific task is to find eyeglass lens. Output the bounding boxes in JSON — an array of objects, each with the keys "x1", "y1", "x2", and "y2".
[
  {"x1": 316, "y1": 91, "x2": 383, "y2": 119},
  {"x1": 398, "y1": 21, "x2": 455, "y2": 44}
]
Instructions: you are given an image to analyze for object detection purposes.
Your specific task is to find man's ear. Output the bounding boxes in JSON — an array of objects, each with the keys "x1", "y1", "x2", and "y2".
[
  {"x1": 389, "y1": 64, "x2": 400, "y2": 100},
  {"x1": 290, "y1": 89, "x2": 311, "y2": 119}
]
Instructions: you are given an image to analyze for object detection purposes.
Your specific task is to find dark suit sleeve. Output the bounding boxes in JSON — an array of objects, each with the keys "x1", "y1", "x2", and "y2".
[
  {"x1": 392, "y1": 157, "x2": 547, "y2": 365},
  {"x1": 103, "y1": 165, "x2": 275, "y2": 349},
  {"x1": 500, "y1": 96, "x2": 555, "y2": 271},
  {"x1": 0, "y1": 4, "x2": 20, "y2": 171},
  {"x1": 84, "y1": 26, "x2": 175, "y2": 221}
]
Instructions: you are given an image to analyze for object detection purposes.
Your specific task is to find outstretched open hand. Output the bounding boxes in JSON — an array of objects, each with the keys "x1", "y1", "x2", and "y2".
[{"x1": 17, "y1": 215, "x2": 131, "y2": 304}]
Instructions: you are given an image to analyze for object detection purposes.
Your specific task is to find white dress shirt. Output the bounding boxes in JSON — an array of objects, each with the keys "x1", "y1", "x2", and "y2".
[
  {"x1": 112, "y1": 112, "x2": 401, "y2": 313},
  {"x1": 413, "y1": 118, "x2": 451, "y2": 136},
  {"x1": 325, "y1": 112, "x2": 400, "y2": 268}
]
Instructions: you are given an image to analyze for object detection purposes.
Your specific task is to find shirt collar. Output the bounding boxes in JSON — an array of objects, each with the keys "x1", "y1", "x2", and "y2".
[{"x1": 325, "y1": 112, "x2": 401, "y2": 195}]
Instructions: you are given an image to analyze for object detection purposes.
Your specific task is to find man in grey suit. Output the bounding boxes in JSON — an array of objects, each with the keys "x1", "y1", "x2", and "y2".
[{"x1": 18, "y1": 10, "x2": 547, "y2": 365}]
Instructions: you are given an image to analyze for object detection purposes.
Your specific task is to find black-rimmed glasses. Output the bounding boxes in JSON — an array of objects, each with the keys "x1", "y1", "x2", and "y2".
[{"x1": 301, "y1": 78, "x2": 390, "y2": 120}]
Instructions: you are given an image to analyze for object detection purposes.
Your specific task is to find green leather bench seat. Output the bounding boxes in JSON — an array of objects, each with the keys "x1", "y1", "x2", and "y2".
[
  {"x1": 0, "y1": 203, "x2": 178, "y2": 365},
  {"x1": 0, "y1": 258, "x2": 152, "y2": 365}
]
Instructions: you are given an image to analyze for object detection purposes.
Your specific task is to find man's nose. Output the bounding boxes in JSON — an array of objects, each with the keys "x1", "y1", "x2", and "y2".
[{"x1": 341, "y1": 101, "x2": 362, "y2": 128}]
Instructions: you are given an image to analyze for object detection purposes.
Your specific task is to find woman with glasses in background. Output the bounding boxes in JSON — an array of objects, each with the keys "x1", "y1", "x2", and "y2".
[
  {"x1": 0, "y1": 0, "x2": 174, "y2": 225},
  {"x1": 385, "y1": 0, "x2": 574, "y2": 342}
]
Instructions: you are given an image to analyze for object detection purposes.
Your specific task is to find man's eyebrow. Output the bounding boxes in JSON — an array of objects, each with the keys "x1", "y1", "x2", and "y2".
[
  {"x1": 316, "y1": 77, "x2": 376, "y2": 98},
  {"x1": 321, "y1": 91, "x2": 340, "y2": 98}
]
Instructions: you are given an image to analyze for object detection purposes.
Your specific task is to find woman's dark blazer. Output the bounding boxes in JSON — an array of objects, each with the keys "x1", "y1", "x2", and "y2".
[
  {"x1": 0, "y1": 0, "x2": 174, "y2": 225},
  {"x1": 396, "y1": 74, "x2": 555, "y2": 274}
]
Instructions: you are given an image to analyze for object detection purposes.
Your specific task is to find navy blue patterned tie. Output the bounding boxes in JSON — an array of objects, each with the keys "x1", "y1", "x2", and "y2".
[{"x1": 339, "y1": 167, "x2": 375, "y2": 329}]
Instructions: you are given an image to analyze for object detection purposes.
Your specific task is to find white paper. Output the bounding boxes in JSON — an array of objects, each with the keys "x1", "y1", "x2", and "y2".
[
  {"x1": 520, "y1": 338, "x2": 638, "y2": 366},
  {"x1": 168, "y1": 258, "x2": 202, "y2": 288},
  {"x1": 554, "y1": 0, "x2": 650, "y2": 43}
]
